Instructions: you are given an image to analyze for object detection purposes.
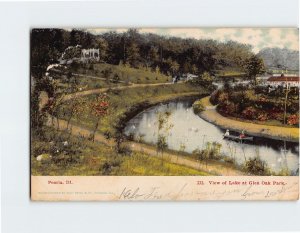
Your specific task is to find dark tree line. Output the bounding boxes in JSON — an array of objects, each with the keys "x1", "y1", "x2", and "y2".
[{"x1": 31, "y1": 28, "x2": 257, "y2": 76}]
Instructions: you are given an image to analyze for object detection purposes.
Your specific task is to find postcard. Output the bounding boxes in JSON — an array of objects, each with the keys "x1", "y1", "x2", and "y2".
[{"x1": 30, "y1": 28, "x2": 299, "y2": 201}]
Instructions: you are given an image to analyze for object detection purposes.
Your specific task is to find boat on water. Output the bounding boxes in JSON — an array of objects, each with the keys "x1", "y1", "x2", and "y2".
[{"x1": 223, "y1": 134, "x2": 254, "y2": 141}]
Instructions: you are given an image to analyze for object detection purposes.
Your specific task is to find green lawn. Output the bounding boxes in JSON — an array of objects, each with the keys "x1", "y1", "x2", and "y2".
[
  {"x1": 72, "y1": 63, "x2": 172, "y2": 84},
  {"x1": 58, "y1": 83, "x2": 208, "y2": 136}
]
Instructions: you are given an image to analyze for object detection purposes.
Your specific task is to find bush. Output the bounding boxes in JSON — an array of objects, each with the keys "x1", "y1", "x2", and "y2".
[
  {"x1": 218, "y1": 101, "x2": 237, "y2": 116},
  {"x1": 257, "y1": 111, "x2": 269, "y2": 121},
  {"x1": 243, "y1": 156, "x2": 270, "y2": 175},
  {"x1": 241, "y1": 106, "x2": 258, "y2": 120},
  {"x1": 103, "y1": 131, "x2": 112, "y2": 139},
  {"x1": 192, "y1": 100, "x2": 205, "y2": 114},
  {"x1": 116, "y1": 144, "x2": 132, "y2": 156},
  {"x1": 210, "y1": 90, "x2": 221, "y2": 105},
  {"x1": 287, "y1": 114, "x2": 299, "y2": 125}
]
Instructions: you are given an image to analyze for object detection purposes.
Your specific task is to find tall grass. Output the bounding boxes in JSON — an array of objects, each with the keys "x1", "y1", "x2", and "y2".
[{"x1": 31, "y1": 127, "x2": 209, "y2": 176}]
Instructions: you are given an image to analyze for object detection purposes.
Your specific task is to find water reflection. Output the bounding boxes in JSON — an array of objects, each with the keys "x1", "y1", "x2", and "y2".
[{"x1": 124, "y1": 99, "x2": 299, "y2": 173}]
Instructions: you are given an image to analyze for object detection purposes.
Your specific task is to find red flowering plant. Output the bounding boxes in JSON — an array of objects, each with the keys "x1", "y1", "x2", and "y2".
[
  {"x1": 269, "y1": 107, "x2": 283, "y2": 121},
  {"x1": 257, "y1": 111, "x2": 269, "y2": 121},
  {"x1": 90, "y1": 93, "x2": 110, "y2": 142},
  {"x1": 241, "y1": 106, "x2": 258, "y2": 120},
  {"x1": 287, "y1": 114, "x2": 299, "y2": 126},
  {"x1": 218, "y1": 101, "x2": 237, "y2": 116}
]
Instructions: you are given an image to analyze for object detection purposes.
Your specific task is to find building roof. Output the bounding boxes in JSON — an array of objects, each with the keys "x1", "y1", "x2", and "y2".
[{"x1": 267, "y1": 76, "x2": 300, "y2": 82}]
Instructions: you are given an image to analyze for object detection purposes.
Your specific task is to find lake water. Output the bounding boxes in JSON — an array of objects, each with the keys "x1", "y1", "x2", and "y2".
[{"x1": 124, "y1": 98, "x2": 299, "y2": 174}]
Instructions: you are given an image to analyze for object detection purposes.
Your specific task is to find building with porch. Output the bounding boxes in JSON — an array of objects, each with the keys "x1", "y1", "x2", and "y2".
[{"x1": 266, "y1": 75, "x2": 300, "y2": 88}]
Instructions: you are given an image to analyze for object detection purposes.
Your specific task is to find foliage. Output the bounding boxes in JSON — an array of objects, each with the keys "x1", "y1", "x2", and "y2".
[
  {"x1": 215, "y1": 87, "x2": 299, "y2": 126},
  {"x1": 192, "y1": 142, "x2": 222, "y2": 168},
  {"x1": 243, "y1": 55, "x2": 265, "y2": 85},
  {"x1": 192, "y1": 72, "x2": 213, "y2": 87},
  {"x1": 156, "y1": 135, "x2": 168, "y2": 155},
  {"x1": 31, "y1": 28, "x2": 255, "y2": 79},
  {"x1": 90, "y1": 93, "x2": 110, "y2": 141},
  {"x1": 241, "y1": 106, "x2": 258, "y2": 120},
  {"x1": 287, "y1": 114, "x2": 299, "y2": 126},
  {"x1": 192, "y1": 100, "x2": 205, "y2": 114},
  {"x1": 243, "y1": 156, "x2": 270, "y2": 176},
  {"x1": 156, "y1": 111, "x2": 173, "y2": 164}
]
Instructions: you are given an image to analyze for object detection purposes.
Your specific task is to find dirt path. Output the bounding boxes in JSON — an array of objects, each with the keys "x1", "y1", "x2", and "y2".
[
  {"x1": 74, "y1": 72, "x2": 127, "y2": 83},
  {"x1": 199, "y1": 96, "x2": 299, "y2": 142},
  {"x1": 49, "y1": 117, "x2": 244, "y2": 176},
  {"x1": 63, "y1": 82, "x2": 172, "y2": 101}
]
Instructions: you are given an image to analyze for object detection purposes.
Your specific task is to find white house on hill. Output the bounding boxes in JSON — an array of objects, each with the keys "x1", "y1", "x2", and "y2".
[
  {"x1": 80, "y1": 48, "x2": 100, "y2": 63},
  {"x1": 59, "y1": 46, "x2": 100, "y2": 64}
]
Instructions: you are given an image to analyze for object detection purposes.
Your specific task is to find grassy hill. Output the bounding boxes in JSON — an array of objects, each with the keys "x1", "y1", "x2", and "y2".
[{"x1": 72, "y1": 63, "x2": 172, "y2": 84}]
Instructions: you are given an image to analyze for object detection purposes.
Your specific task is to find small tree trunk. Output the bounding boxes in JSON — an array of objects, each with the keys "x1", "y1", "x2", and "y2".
[
  {"x1": 57, "y1": 118, "x2": 60, "y2": 130},
  {"x1": 91, "y1": 117, "x2": 100, "y2": 142},
  {"x1": 66, "y1": 113, "x2": 73, "y2": 131},
  {"x1": 283, "y1": 88, "x2": 289, "y2": 125}
]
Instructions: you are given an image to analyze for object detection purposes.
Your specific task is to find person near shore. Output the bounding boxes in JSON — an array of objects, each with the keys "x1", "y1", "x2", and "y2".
[
  {"x1": 239, "y1": 130, "x2": 246, "y2": 139},
  {"x1": 224, "y1": 129, "x2": 230, "y2": 137}
]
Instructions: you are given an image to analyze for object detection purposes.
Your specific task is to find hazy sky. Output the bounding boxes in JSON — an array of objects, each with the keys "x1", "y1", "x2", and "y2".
[{"x1": 87, "y1": 28, "x2": 299, "y2": 53}]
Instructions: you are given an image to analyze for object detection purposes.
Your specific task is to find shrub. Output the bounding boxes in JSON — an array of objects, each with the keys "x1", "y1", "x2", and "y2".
[
  {"x1": 257, "y1": 111, "x2": 269, "y2": 121},
  {"x1": 112, "y1": 73, "x2": 120, "y2": 83},
  {"x1": 218, "y1": 101, "x2": 237, "y2": 116},
  {"x1": 210, "y1": 90, "x2": 221, "y2": 105},
  {"x1": 116, "y1": 144, "x2": 132, "y2": 156},
  {"x1": 241, "y1": 106, "x2": 258, "y2": 120},
  {"x1": 103, "y1": 131, "x2": 112, "y2": 139},
  {"x1": 209, "y1": 142, "x2": 222, "y2": 159},
  {"x1": 192, "y1": 148, "x2": 209, "y2": 169},
  {"x1": 192, "y1": 100, "x2": 205, "y2": 114},
  {"x1": 276, "y1": 168, "x2": 291, "y2": 176},
  {"x1": 218, "y1": 92, "x2": 229, "y2": 103},
  {"x1": 243, "y1": 156, "x2": 270, "y2": 175},
  {"x1": 287, "y1": 114, "x2": 299, "y2": 125}
]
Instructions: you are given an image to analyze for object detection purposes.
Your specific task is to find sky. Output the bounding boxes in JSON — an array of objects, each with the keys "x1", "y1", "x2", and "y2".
[{"x1": 87, "y1": 28, "x2": 299, "y2": 53}]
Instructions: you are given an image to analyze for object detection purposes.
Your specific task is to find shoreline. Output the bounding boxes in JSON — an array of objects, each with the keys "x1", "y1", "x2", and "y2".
[
  {"x1": 198, "y1": 96, "x2": 299, "y2": 143},
  {"x1": 43, "y1": 85, "x2": 244, "y2": 176}
]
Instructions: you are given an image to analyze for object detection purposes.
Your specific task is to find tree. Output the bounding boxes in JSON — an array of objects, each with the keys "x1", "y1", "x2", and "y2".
[
  {"x1": 90, "y1": 93, "x2": 109, "y2": 142},
  {"x1": 44, "y1": 93, "x2": 65, "y2": 130},
  {"x1": 156, "y1": 111, "x2": 173, "y2": 165},
  {"x1": 64, "y1": 97, "x2": 86, "y2": 132},
  {"x1": 169, "y1": 60, "x2": 180, "y2": 76},
  {"x1": 145, "y1": 46, "x2": 159, "y2": 68},
  {"x1": 193, "y1": 71, "x2": 213, "y2": 87},
  {"x1": 126, "y1": 42, "x2": 140, "y2": 67},
  {"x1": 192, "y1": 147, "x2": 209, "y2": 169},
  {"x1": 96, "y1": 38, "x2": 108, "y2": 62},
  {"x1": 244, "y1": 55, "x2": 265, "y2": 85}
]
